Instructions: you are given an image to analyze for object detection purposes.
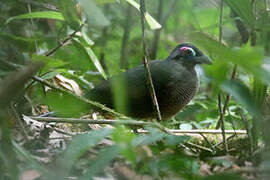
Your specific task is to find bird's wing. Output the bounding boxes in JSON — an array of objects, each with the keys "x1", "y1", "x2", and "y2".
[
  {"x1": 124, "y1": 60, "x2": 173, "y2": 100},
  {"x1": 85, "y1": 59, "x2": 175, "y2": 111}
]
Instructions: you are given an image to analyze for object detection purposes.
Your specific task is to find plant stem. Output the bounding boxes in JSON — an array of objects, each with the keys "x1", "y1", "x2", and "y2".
[{"x1": 139, "y1": 0, "x2": 162, "y2": 121}]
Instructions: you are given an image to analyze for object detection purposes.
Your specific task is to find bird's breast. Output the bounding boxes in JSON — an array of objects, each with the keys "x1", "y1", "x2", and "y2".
[{"x1": 159, "y1": 69, "x2": 199, "y2": 119}]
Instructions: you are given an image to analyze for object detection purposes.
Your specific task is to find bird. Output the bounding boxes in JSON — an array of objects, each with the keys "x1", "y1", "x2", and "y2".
[{"x1": 85, "y1": 43, "x2": 212, "y2": 120}]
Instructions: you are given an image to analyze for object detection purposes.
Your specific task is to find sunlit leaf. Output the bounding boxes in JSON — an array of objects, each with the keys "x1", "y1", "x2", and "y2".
[
  {"x1": 81, "y1": 27, "x2": 95, "y2": 46},
  {"x1": 6, "y1": 11, "x2": 64, "y2": 24},
  {"x1": 73, "y1": 39, "x2": 107, "y2": 79},
  {"x1": 85, "y1": 46, "x2": 107, "y2": 79},
  {"x1": 124, "y1": 0, "x2": 162, "y2": 30}
]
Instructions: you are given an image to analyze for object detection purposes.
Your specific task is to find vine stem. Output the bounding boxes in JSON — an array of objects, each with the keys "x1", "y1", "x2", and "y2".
[{"x1": 139, "y1": 0, "x2": 162, "y2": 121}]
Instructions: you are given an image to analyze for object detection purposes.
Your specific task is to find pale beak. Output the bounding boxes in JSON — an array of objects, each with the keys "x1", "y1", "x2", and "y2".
[{"x1": 194, "y1": 55, "x2": 212, "y2": 65}]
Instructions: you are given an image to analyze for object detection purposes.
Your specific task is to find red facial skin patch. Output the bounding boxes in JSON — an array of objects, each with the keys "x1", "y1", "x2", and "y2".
[{"x1": 180, "y1": 47, "x2": 189, "y2": 52}]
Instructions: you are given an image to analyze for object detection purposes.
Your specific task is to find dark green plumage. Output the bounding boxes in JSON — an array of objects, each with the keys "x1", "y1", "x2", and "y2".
[{"x1": 85, "y1": 43, "x2": 212, "y2": 120}]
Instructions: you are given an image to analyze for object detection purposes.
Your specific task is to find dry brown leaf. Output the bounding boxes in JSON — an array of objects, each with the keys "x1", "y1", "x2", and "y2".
[{"x1": 53, "y1": 74, "x2": 82, "y2": 96}]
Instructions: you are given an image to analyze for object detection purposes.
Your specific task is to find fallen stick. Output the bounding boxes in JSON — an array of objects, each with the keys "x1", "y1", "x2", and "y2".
[{"x1": 27, "y1": 116, "x2": 247, "y2": 135}]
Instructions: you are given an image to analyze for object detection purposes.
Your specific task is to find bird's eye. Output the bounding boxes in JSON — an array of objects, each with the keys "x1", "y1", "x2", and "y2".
[{"x1": 180, "y1": 47, "x2": 196, "y2": 57}]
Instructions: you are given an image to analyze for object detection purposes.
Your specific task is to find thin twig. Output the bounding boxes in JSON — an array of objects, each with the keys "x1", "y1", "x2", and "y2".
[
  {"x1": 139, "y1": 129, "x2": 246, "y2": 135},
  {"x1": 44, "y1": 22, "x2": 85, "y2": 57},
  {"x1": 213, "y1": 133, "x2": 236, "y2": 148},
  {"x1": 139, "y1": 0, "x2": 162, "y2": 121},
  {"x1": 199, "y1": 133, "x2": 215, "y2": 154},
  {"x1": 51, "y1": 127, "x2": 76, "y2": 136},
  {"x1": 185, "y1": 142, "x2": 213, "y2": 153},
  {"x1": 216, "y1": 65, "x2": 237, "y2": 129},
  {"x1": 179, "y1": 144, "x2": 197, "y2": 154},
  {"x1": 30, "y1": 116, "x2": 149, "y2": 125},
  {"x1": 44, "y1": 31, "x2": 77, "y2": 57},
  {"x1": 217, "y1": 0, "x2": 228, "y2": 153},
  {"x1": 218, "y1": 93, "x2": 228, "y2": 151},
  {"x1": 28, "y1": 116, "x2": 170, "y2": 134}
]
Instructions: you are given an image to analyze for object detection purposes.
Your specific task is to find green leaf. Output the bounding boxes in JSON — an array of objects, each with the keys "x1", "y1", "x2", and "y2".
[
  {"x1": 221, "y1": 80, "x2": 260, "y2": 117},
  {"x1": 32, "y1": 54, "x2": 68, "y2": 73},
  {"x1": 40, "y1": 71, "x2": 61, "y2": 80},
  {"x1": 57, "y1": 129, "x2": 112, "y2": 172},
  {"x1": 124, "y1": 0, "x2": 162, "y2": 30},
  {"x1": 190, "y1": 32, "x2": 264, "y2": 84},
  {"x1": 82, "y1": 145, "x2": 120, "y2": 179},
  {"x1": 76, "y1": 0, "x2": 110, "y2": 27},
  {"x1": 81, "y1": 27, "x2": 95, "y2": 46},
  {"x1": 54, "y1": 40, "x2": 94, "y2": 71},
  {"x1": 164, "y1": 135, "x2": 190, "y2": 146},
  {"x1": 225, "y1": 0, "x2": 255, "y2": 28},
  {"x1": 6, "y1": 11, "x2": 64, "y2": 24},
  {"x1": 112, "y1": 126, "x2": 135, "y2": 144},
  {"x1": 153, "y1": 153, "x2": 199, "y2": 178},
  {"x1": 132, "y1": 128, "x2": 167, "y2": 146},
  {"x1": 84, "y1": 46, "x2": 107, "y2": 79},
  {"x1": 43, "y1": 91, "x2": 90, "y2": 117},
  {"x1": 58, "y1": 0, "x2": 80, "y2": 30},
  {"x1": 73, "y1": 39, "x2": 107, "y2": 79},
  {"x1": 0, "y1": 33, "x2": 41, "y2": 51},
  {"x1": 252, "y1": 78, "x2": 268, "y2": 108},
  {"x1": 111, "y1": 127, "x2": 137, "y2": 165},
  {"x1": 255, "y1": 66, "x2": 270, "y2": 84}
]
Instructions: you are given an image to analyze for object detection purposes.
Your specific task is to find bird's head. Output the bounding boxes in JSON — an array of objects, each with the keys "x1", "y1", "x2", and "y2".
[{"x1": 168, "y1": 43, "x2": 212, "y2": 65}]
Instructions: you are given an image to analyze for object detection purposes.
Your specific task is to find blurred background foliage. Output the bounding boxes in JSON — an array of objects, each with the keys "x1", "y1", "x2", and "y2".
[{"x1": 0, "y1": 0, "x2": 270, "y2": 179}]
